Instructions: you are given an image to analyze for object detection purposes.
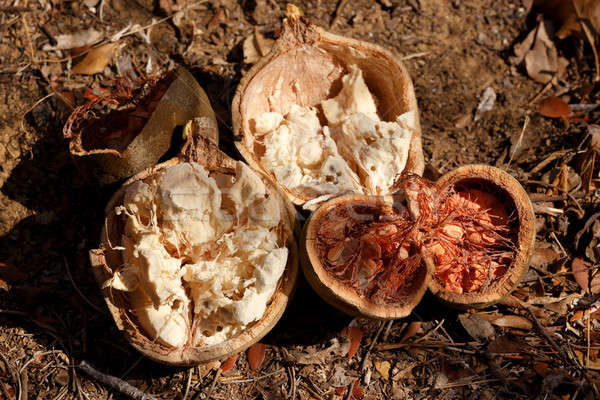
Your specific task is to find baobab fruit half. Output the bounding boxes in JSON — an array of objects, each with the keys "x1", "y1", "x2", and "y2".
[
  {"x1": 301, "y1": 165, "x2": 534, "y2": 318},
  {"x1": 301, "y1": 194, "x2": 431, "y2": 319},
  {"x1": 233, "y1": 15, "x2": 424, "y2": 209},
  {"x1": 426, "y1": 165, "x2": 535, "y2": 308},
  {"x1": 89, "y1": 120, "x2": 298, "y2": 365},
  {"x1": 66, "y1": 67, "x2": 217, "y2": 185}
]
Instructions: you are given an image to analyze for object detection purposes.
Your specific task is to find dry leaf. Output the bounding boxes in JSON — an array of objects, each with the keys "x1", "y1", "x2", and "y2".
[
  {"x1": 459, "y1": 313, "x2": 495, "y2": 340},
  {"x1": 589, "y1": 125, "x2": 600, "y2": 153},
  {"x1": 488, "y1": 335, "x2": 527, "y2": 355},
  {"x1": 572, "y1": 257, "x2": 591, "y2": 293},
  {"x1": 72, "y1": 43, "x2": 119, "y2": 75},
  {"x1": 512, "y1": 27, "x2": 536, "y2": 65},
  {"x1": 400, "y1": 321, "x2": 422, "y2": 342},
  {"x1": 537, "y1": 96, "x2": 571, "y2": 118},
  {"x1": 530, "y1": 247, "x2": 562, "y2": 268},
  {"x1": 342, "y1": 326, "x2": 363, "y2": 359},
  {"x1": 591, "y1": 272, "x2": 600, "y2": 294},
  {"x1": 533, "y1": 0, "x2": 600, "y2": 39},
  {"x1": 491, "y1": 315, "x2": 533, "y2": 330},
  {"x1": 243, "y1": 29, "x2": 274, "y2": 64},
  {"x1": 221, "y1": 354, "x2": 238, "y2": 373},
  {"x1": 42, "y1": 29, "x2": 103, "y2": 51},
  {"x1": 373, "y1": 360, "x2": 391, "y2": 380},
  {"x1": 573, "y1": 349, "x2": 600, "y2": 370},
  {"x1": 288, "y1": 339, "x2": 347, "y2": 364},
  {"x1": 352, "y1": 382, "x2": 365, "y2": 399},
  {"x1": 524, "y1": 21, "x2": 569, "y2": 83},
  {"x1": 534, "y1": 361, "x2": 550, "y2": 375},
  {"x1": 247, "y1": 343, "x2": 266, "y2": 372}
]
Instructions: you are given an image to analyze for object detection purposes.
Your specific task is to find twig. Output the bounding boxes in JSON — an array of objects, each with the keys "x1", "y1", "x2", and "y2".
[
  {"x1": 205, "y1": 367, "x2": 221, "y2": 398},
  {"x1": 414, "y1": 319, "x2": 446, "y2": 343},
  {"x1": 182, "y1": 368, "x2": 192, "y2": 400},
  {"x1": 509, "y1": 115, "x2": 530, "y2": 165},
  {"x1": 344, "y1": 379, "x2": 355, "y2": 400},
  {"x1": 219, "y1": 368, "x2": 285, "y2": 384},
  {"x1": 401, "y1": 52, "x2": 429, "y2": 60},
  {"x1": 0, "y1": 351, "x2": 20, "y2": 400},
  {"x1": 288, "y1": 367, "x2": 296, "y2": 400},
  {"x1": 527, "y1": 77, "x2": 556, "y2": 106},
  {"x1": 361, "y1": 321, "x2": 385, "y2": 372},
  {"x1": 298, "y1": 381, "x2": 324, "y2": 400},
  {"x1": 64, "y1": 257, "x2": 106, "y2": 314},
  {"x1": 572, "y1": 0, "x2": 600, "y2": 82},
  {"x1": 78, "y1": 361, "x2": 156, "y2": 400},
  {"x1": 330, "y1": 0, "x2": 350, "y2": 28}
]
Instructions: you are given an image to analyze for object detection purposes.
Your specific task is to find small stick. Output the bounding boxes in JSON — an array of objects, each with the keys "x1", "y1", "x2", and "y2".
[
  {"x1": 182, "y1": 368, "x2": 192, "y2": 400},
  {"x1": 64, "y1": 257, "x2": 105, "y2": 314},
  {"x1": 344, "y1": 379, "x2": 355, "y2": 400},
  {"x1": 331, "y1": 0, "x2": 349, "y2": 28},
  {"x1": 205, "y1": 366, "x2": 221, "y2": 398},
  {"x1": 361, "y1": 321, "x2": 385, "y2": 372},
  {"x1": 78, "y1": 360, "x2": 156, "y2": 400},
  {"x1": 572, "y1": 0, "x2": 600, "y2": 82},
  {"x1": 508, "y1": 115, "x2": 530, "y2": 165},
  {"x1": 298, "y1": 381, "x2": 324, "y2": 400}
]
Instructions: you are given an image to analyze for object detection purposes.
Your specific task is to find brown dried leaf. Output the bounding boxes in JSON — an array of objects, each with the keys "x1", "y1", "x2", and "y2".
[
  {"x1": 537, "y1": 96, "x2": 571, "y2": 118},
  {"x1": 42, "y1": 29, "x2": 103, "y2": 51},
  {"x1": 591, "y1": 272, "x2": 600, "y2": 294},
  {"x1": 589, "y1": 125, "x2": 600, "y2": 153},
  {"x1": 488, "y1": 335, "x2": 526, "y2": 354},
  {"x1": 491, "y1": 315, "x2": 533, "y2": 330},
  {"x1": 72, "y1": 43, "x2": 119, "y2": 75},
  {"x1": 530, "y1": 246, "x2": 562, "y2": 268},
  {"x1": 352, "y1": 382, "x2": 365, "y2": 399},
  {"x1": 221, "y1": 354, "x2": 238, "y2": 373},
  {"x1": 572, "y1": 257, "x2": 591, "y2": 293},
  {"x1": 459, "y1": 313, "x2": 495, "y2": 340},
  {"x1": 525, "y1": 21, "x2": 569, "y2": 83},
  {"x1": 342, "y1": 326, "x2": 363, "y2": 359},
  {"x1": 243, "y1": 30, "x2": 274, "y2": 64},
  {"x1": 288, "y1": 339, "x2": 347, "y2": 365},
  {"x1": 573, "y1": 349, "x2": 600, "y2": 370},
  {"x1": 512, "y1": 27, "x2": 536, "y2": 65},
  {"x1": 373, "y1": 360, "x2": 391, "y2": 380},
  {"x1": 247, "y1": 343, "x2": 266, "y2": 372},
  {"x1": 533, "y1": 0, "x2": 600, "y2": 39},
  {"x1": 400, "y1": 321, "x2": 422, "y2": 343}
]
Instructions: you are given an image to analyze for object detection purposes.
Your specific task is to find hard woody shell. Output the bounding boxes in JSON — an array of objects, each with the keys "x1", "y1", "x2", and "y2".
[{"x1": 90, "y1": 128, "x2": 299, "y2": 366}]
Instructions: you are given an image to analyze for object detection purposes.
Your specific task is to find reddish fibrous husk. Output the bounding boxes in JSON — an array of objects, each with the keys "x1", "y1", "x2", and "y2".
[
  {"x1": 63, "y1": 71, "x2": 169, "y2": 148},
  {"x1": 315, "y1": 175, "x2": 516, "y2": 303}
]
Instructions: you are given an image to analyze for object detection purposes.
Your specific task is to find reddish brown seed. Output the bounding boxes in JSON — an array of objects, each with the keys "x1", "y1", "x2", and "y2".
[
  {"x1": 247, "y1": 343, "x2": 266, "y2": 372},
  {"x1": 221, "y1": 354, "x2": 239, "y2": 373}
]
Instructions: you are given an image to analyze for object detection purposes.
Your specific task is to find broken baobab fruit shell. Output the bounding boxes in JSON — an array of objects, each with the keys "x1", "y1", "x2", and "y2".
[
  {"x1": 301, "y1": 165, "x2": 535, "y2": 318},
  {"x1": 66, "y1": 67, "x2": 217, "y2": 185},
  {"x1": 426, "y1": 165, "x2": 535, "y2": 309},
  {"x1": 232, "y1": 16, "x2": 423, "y2": 209},
  {"x1": 301, "y1": 194, "x2": 431, "y2": 319},
  {"x1": 89, "y1": 119, "x2": 298, "y2": 366}
]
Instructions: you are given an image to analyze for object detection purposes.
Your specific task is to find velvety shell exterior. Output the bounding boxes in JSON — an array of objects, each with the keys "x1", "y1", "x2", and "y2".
[
  {"x1": 232, "y1": 17, "x2": 424, "y2": 207},
  {"x1": 89, "y1": 136, "x2": 299, "y2": 366},
  {"x1": 70, "y1": 68, "x2": 217, "y2": 185},
  {"x1": 427, "y1": 165, "x2": 536, "y2": 309},
  {"x1": 301, "y1": 194, "x2": 431, "y2": 319}
]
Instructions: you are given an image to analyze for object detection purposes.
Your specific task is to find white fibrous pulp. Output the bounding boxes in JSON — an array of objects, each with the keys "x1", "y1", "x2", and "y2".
[
  {"x1": 253, "y1": 65, "x2": 416, "y2": 198},
  {"x1": 106, "y1": 161, "x2": 288, "y2": 348}
]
